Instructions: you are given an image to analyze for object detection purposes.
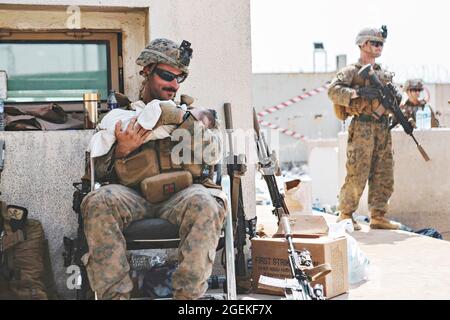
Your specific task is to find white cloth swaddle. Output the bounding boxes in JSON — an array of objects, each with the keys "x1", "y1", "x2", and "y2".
[{"x1": 88, "y1": 99, "x2": 182, "y2": 158}]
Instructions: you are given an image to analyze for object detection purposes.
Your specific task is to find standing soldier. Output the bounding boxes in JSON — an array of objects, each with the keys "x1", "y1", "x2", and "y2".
[
  {"x1": 401, "y1": 79, "x2": 439, "y2": 128},
  {"x1": 329, "y1": 26, "x2": 401, "y2": 231}
]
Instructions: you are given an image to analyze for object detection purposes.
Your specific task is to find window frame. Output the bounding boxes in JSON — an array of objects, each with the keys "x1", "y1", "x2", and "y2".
[{"x1": 0, "y1": 29, "x2": 123, "y2": 112}]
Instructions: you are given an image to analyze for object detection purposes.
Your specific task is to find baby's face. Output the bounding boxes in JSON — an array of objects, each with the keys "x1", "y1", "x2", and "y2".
[
  {"x1": 199, "y1": 112, "x2": 213, "y2": 128},
  {"x1": 190, "y1": 108, "x2": 215, "y2": 129}
]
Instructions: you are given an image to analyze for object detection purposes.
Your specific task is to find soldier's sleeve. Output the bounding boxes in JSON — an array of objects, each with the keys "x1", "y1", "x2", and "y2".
[
  {"x1": 328, "y1": 66, "x2": 356, "y2": 107},
  {"x1": 178, "y1": 112, "x2": 223, "y2": 166}
]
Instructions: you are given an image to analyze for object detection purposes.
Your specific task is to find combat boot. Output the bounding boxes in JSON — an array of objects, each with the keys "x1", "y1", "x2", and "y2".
[
  {"x1": 336, "y1": 212, "x2": 361, "y2": 231},
  {"x1": 370, "y1": 216, "x2": 401, "y2": 230}
]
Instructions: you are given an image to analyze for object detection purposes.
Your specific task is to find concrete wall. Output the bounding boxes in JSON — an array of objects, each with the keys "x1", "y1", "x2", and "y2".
[
  {"x1": 427, "y1": 83, "x2": 450, "y2": 128},
  {"x1": 147, "y1": 0, "x2": 255, "y2": 218},
  {"x1": 253, "y1": 72, "x2": 340, "y2": 164},
  {"x1": 0, "y1": 0, "x2": 255, "y2": 298},
  {"x1": 0, "y1": 131, "x2": 92, "y2": 299},
  {"x1": 338, "y1": 128, "x2": 450, "y2": 240},
  {"x1": 306, "y1": 139, "x2": 339, "y2": 208}
]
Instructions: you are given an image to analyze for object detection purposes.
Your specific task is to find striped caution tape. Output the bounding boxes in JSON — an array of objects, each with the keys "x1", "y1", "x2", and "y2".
[
  {"x1": 258, "y1": 119, "x2": 306, "y2": 141},
  {"x1": 257, "y1": 82, "x2": 330, "y2": 118}
]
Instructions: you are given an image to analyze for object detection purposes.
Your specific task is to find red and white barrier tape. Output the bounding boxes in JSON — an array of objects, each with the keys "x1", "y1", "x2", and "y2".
[
  {"x1": 257, "y1": 82, "x2": 330, "y2": 118},
  {"x1": 258, "y1": 120, "x2": 306, "y2": 141}
]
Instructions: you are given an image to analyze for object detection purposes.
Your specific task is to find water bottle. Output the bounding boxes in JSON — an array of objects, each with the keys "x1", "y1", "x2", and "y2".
[
  {"x1": 422, "y1": 105, "x2": 432, "y2": 129},
  {"x1": 312, "y1": 198, "x2": 322, "y2": 212},
  {"x1": 415, "y1": 107, "x2": 424, "y2": 130},
  {"x1": 0, "y1": 99, "x2": 5, "y2": 131},
  {"x1": 107, "y1": 90, "x2": 119, "y2": 110}
]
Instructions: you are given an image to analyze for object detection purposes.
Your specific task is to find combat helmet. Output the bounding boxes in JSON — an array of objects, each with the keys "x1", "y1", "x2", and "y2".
[
  {"x1": 355, "y1": 25, "x2": 388, "y2": 46},
  {"x1": 404, "y1": 79, "x2": 424, "y2": 91},
  {"x1": 136, "y1": 38, "x2": 193, "y2": 74}
]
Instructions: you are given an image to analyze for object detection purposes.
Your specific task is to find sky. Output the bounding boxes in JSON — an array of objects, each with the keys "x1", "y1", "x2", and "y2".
[{"x1": 251, "y1": 0, "x2": 450, "y2": 83}]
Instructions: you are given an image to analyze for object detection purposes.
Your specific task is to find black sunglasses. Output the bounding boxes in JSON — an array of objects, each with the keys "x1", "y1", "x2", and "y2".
[
  {"x1": 154, "y1": 68, "x2": 187, "y2": 83},
  {"x1": 369, "y1": 41, "x2": 384, "y2": 48},
  {"x1": 409, "y1": 88, "x2": 423, "y2": 92}
]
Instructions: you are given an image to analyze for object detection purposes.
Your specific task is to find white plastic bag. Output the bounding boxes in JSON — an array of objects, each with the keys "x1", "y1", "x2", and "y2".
[{"x1": 328, "y1": 219, "x2": 371, "y2": 285}]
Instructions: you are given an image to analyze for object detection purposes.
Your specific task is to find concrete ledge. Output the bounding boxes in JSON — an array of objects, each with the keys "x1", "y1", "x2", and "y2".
[{"x1": 338, "y1": 128, "x2": 450, "y2": 240}]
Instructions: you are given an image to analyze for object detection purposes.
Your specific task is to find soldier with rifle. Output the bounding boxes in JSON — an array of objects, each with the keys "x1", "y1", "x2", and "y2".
[{"x1": 329, "y1": 26, "x2": 430, "y2": 231}]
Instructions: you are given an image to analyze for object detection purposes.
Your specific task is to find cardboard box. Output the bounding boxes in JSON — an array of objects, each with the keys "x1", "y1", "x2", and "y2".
[
  {"x1": 251, "y1": 235, "x2": 348, "y2": 299},
  {"x1": 273, "y1": 215, "x2": 329, "y2": 238}
]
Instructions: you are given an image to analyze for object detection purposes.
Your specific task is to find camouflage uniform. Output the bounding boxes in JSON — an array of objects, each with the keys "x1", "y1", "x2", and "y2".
[
  {"x1": 401, "y1": 79, "x2": 439, "y2": 128},
  {"x1": 81, "y1": 38, "x2": 226, "y2": 300},
  {"x1": 81, "y1": 182, "x2": 225, "y2": 300},
  {"x1": 401, "y1": 99, "x2": 439, "y2": 128},
  {"x1": 329, "y1": 62, "x2": 395, "y2": 221}
]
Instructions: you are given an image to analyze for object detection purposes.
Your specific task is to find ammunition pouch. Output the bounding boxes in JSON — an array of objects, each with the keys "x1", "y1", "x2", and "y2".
[
  {"x1": 353, "y1": 96, "x2": 384, "y2": 116},
  {"x1": 354, "y1": 114, "x2": 389, "y2": 125},
  {"x1": 159, "y1": 113, "x2": 217, "y2": 184},
  {"x1": 157, "y1": 139, "x2": 182, "y2": 172},
  {"x1": 115, "y1": 147, "x2": 160, "y2": 187},
  {"x1": 335, "y1": 96, "x2": 385, "y2": 121},
  {"x1": 141, "y1": 171, "x2": 193, "y2": 204}
]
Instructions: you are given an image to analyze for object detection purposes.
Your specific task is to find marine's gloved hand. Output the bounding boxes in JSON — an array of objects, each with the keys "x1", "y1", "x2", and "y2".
[{"x1": 356, "y1": 87, "x2": 383, "y2": 100}]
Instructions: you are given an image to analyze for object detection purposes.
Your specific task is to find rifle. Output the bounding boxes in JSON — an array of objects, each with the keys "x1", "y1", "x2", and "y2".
[
  {"x1": 0, "y1": 140, "x2": 4, "y2": 196},
  {"x1": 253, "y1": 108, "x2": 325, "y2": 300},
  {"x1": 0, "y1": 140, "x2": 4, "y2": 173},
  {"x1": 223, "y1": 103, "x2": 256, "y2": 294},
  {"x1": 62, "y1": 152, "x2": 95, "y2": 300},
  {"x1": 358, "y1": 64, "x2": 430, "y2": 161}
]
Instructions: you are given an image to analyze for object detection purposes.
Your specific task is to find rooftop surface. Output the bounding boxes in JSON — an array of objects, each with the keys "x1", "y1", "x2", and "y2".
[{"x1": 232, "y1": 206, "x2": 450, "y2": 300}]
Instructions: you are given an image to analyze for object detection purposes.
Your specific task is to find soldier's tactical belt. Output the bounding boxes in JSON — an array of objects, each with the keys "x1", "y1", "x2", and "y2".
[{"x1": 354, "y1": 114, "x2": 388, "y2": 124}]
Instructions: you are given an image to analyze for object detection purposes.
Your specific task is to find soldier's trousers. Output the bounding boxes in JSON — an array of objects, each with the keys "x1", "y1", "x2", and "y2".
[
  {"x1": 80, "y1": 183, "x2": 226, "y2": 300},
  {"x1": 338, "y1": 117, "x2": 394, "y2": 218}
]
